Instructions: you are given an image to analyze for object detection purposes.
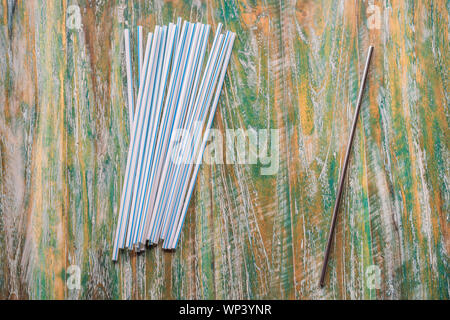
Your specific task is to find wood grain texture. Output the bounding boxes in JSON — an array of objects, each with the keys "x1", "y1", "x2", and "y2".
[{"x1": 0, "y1": 0, "x2": 448, "y2": 299}]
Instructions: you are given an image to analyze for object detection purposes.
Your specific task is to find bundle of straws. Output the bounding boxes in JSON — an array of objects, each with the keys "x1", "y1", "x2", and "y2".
[{"x1": 112, "y1": 19, "x2": 235, "y2": 261}]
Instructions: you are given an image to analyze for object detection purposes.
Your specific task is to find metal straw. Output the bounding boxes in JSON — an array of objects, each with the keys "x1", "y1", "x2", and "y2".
[{"x1": 319, "y1": 46, "x2": 374, "y2": 287}]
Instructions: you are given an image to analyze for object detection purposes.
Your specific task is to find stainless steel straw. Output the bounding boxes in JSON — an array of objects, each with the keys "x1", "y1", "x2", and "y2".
[{"x1": 319, "y1": 46, "x2": 374, "y2": 287}]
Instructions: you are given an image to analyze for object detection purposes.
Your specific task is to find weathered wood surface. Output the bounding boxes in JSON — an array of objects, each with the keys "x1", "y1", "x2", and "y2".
[{"x1": 0, "y1": 0, "x2": 448, "y2": 299}]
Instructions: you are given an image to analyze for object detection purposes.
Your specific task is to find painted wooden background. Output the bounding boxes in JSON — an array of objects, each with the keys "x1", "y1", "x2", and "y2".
[{"x1": 0, "y1": 0, "x2": 448, "y2": 299}]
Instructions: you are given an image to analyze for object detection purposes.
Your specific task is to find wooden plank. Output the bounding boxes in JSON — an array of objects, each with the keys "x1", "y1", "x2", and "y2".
[{"x1": 0, "y1": 0, "x2": 448, "y2": 299}]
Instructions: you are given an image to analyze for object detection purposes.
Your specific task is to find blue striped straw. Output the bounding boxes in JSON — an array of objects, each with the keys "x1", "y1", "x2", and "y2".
[
  {"x1": 151, "y1": 23, "x2": 208, "y2": 242},
  {"x1": 125, "y1": 26, "x2": 163, "y2": 248},
  {"x1": 154, "y1": 24, "x2": 210, "y2": 240},
  {"x1": 127, "y1": 26, "x2": 166, "y2": 248},
  {"x1": 158, "y1": 31, "x2": 227, "y2": 243},
  {"x1": 140, "y1": 21, "x2": 191, "y2": 242},
  {"x1": 147, "y1": 23, "x2": 216, "y2": 243},
  {"x1": 137, "y1": 26, "x2": 143, "y2": 86},
  {"x1": 142, "y1": 22, "x2": 197, "y2": 242},
  {"x1": 124, "y1": 29, "x2": 134, "y2": 128},
  {"x1": 158, "y1": 25, "x2": 224, "y2": 240},
  {"x1": 116, "y1": 31, "x2": 154, "y2": 253},
  {"x1": 176, "y1": 17, "x2": 182, "y2": 42},
  {"x1": 169, "y1": 33, "x2": 236, "y2": 249},
  {"x1": 163, "y1": 32, "x2": 231, "y2": 247},
  {"x1": 112, "y1": 32, "x2": 153, "y2": 261},
  {"x1": 134, "y1": 24, "x2": 178, "y2": 245},
  {"x1": 145, "y1": 22, "x2": 200, "y2": 243},
  {"x1": 133, "y1": 24, "x2": 177, "y2": 245},
  {"x1": 156, "y1": 29, "x2": 222, "y2": 239},
  {"x1": 137, "y1": 22, "x2": 185, "y2": 244},
  {"x1": 155, "y1": 24, "x2": 223, "y2": 241},
  {"x1": 129, "y1": 24, "x2": 171, "y2": 246},
  {"x1": 113, "y1": 22, "x2": 235, "y2": 260}
]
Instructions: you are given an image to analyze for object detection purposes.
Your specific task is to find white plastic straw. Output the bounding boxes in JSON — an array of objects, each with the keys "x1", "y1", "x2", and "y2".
[
  {"x1": 125, "y1": 26, "x2": 163, "y2": 248},
  {"x1": 145, "y1": 22, "x2": 199, "y2": 241},
  {"x1": 134, "y1": 23, "x2": 178, "y2": 245},
  {"x1": 127, "y1": 26, "x2": 165, "y2": 248},
  {"x1": 155, "y1": 24, "x2": 223, "y2": 241},
  {"x1": 137, "y1": 26, "x2": 143, "y2": 85},
  {"x1": 158, "y1": 30, "x2": 226, "y2": 243},
  {"x1": 124, "y1": 29, "x2": 134, "y2": 128},
  {"x1": 130, "y1": 24, "x2": 173, "y2": 246},
  {"x1": 154, "y1": 24, "x2": 210, "y2": 241},
  {"x1": 112, "y1": 32, "x2": 153, "y2": 261},
  {"x1": 140, "y1": 21, "x2": 190, "y2": 242},
  {"x1": 176, "y1": 17, "x2": 182, "y2": 42},
  {"x1": 151, "y1": 23, "x2": 209, "y2": 243},
  {"x1": 147, "y1": 24, "x2": 223, "y2": 243},
  {"x1": 113, "y1": 21, "x2": 234, "y2": 260},
  {"x1": 167, "y1": 32, "x2": 235, "y2": 249}
]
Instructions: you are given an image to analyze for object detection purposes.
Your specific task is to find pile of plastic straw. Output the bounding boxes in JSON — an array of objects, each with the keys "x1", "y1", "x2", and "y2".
[{"x1": 112, "y1": 19, "x2": 235, "y2": 261}]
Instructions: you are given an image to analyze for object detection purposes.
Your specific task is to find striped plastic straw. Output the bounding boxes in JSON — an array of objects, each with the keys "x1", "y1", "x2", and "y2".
[{"x1": 113, "y1": 21, "x2": 235, "y2": 261}]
